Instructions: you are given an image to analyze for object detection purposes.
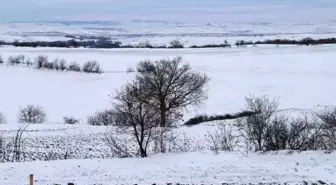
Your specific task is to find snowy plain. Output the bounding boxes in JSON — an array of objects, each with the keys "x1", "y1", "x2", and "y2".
[{"x1": 1, "y1": 39, "x2": 336, "y2": 184}]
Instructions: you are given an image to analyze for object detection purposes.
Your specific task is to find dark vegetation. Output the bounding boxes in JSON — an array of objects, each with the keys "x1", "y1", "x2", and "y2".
[
  {"x1": 0, "y1": 54, "x2": 103, "y2": 74},
  {"x1": 2, "y1": 37, "x2": 335, "y2": 49},
  {"x1": 184, "y1": 111, "x2": 257, "y2": 126}
]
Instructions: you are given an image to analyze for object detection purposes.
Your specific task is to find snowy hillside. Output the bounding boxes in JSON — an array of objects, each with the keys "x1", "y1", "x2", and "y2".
[{"x1": 1, "y1": 44, "x2": 336, "y2": 184}]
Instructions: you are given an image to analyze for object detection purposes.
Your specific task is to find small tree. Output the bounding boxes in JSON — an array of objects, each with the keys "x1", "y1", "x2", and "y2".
[
  {"x1": 169, "y1": 40, "x2": 184, "y2": 48},
  {"x1": 18, "y1": 105, "x2": 46, "y2": 124},
  {"x1": 238, "y1": 95, "x2": 279, "y2": 151},
  {"x1": 112, "y1": 81, "x2": 160, "y2": 157}
]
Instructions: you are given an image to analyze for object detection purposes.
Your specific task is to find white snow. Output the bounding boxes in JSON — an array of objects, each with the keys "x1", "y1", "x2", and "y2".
[
  {"x1": 0, "y1": 151, "x2": 336, "y2": 185},
  {"x1": 1, "y1": 45, "x2": 336, "y2": 123},
  {"x1": 1, "y1": 31, "x2": 336, "y2": 184}
]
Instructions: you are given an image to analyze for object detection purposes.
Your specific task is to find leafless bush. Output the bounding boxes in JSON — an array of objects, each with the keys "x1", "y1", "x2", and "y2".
[
  {"x1": 0, "y1": 112, "x2": 6, "y2": 124},
  {"x1": 207, "y1": 122, "x2": 239, "y2": 154},
  {"x1": 63, "y1": 117, "x2": 79, "y2": 124},
  {"x1": 18, "y1": 105, "x2": 47, "y2": 124},
  {"x1": 169, "y1": 39, "x2": 184, "y2": 48},
  {"x1": 237, "y1": 95, "x2": 279, "y2": 151},
  {"x1": 35, "y1": 55, "x2": 48, "y2": 69},
  {"x1": 8, "y1": 55, "x2": 25, "y2": 65},
  {"x1": 317, "y1": 106, "x2": 336, "y2": 150},
  {"x1": 264, "y1": 115, "x2": 289, "y2": 151},
  {"x1": 59, "y1": 59, "x2": 67, "y2": 71},
  {"x1": 0, "y1": 55, "x2": 4, "y2": 64},
  {"x1": 83, "y1": 60, "x2": 102, "y2": 73},
  {"x1": 87, "y1": 109, "x2": 114, "y2": 126},
  {"x1": 53, "y1": 58, "x2": 60, "y2": 70},
  {"x1": 68, "y1": 62, "x2": 81, "y2": 72}
]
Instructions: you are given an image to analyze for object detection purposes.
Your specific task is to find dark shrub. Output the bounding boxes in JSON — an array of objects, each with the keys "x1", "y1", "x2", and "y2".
[
  {"x1": 59, "y1": 59, "x2": 67, "y2": 71},
  {"x1": 63, "y1": 117, "x2": 79, "y2": 124},
  {"x1": 82, "y1": 60, "x2": 102, "y2": 73},
  {"x1": 68, "y1": 62, "x2": 81, "y2": 72},
  {"x1": 35, "y1": 55, "x2": 48, "y2": 69}
]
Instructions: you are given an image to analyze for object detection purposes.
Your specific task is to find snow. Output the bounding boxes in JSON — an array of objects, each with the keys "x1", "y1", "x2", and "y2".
[
  {"x1": 0, "y1": 151, "x2": 336, "y2": 185},
  {"x1": 1, "y1": 22, "x2": 336, "y2": 184},
  {"x1": 1, "y1": 45, "x2": 336, "y2": 123}
]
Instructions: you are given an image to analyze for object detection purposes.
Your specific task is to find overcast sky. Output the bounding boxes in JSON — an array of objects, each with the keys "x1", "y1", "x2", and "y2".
[{"x1": 0, "y1": 0, "x2": 335, "y2": 22}]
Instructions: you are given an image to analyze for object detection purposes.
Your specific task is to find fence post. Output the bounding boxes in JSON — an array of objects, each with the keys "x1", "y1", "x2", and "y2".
[{"x1": 29, "y1": 174, "x2": 34, "y2": 185}]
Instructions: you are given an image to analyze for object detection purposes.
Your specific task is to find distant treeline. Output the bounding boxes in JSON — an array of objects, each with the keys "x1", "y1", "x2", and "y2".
[
  {"x1": 1, "y1": 37, "x2": 336, "y2": 49},
  {"x1": 235, "y1": 37, "x2": 336, "y2": 47}
]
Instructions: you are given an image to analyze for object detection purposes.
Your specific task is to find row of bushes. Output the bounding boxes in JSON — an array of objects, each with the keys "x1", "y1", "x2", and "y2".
[
  {"x1": 0, "y1": 54, "x2": 103, "y2": 74},
  {"x1": 184, "y1": 111, "x2": 257, "y2": 126},
  {"x1": 235, "y1": 37, "x2": 336, "y2": 46}
]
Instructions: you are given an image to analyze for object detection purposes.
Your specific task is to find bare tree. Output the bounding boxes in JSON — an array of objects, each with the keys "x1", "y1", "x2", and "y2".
[
  {"x1": 111, "y1": 81, "x2": 160, "y2": 157},
  {"x1": 18, "y1": 105, "x2": 47, "y2": 124},
  {"x1": 238, "y1": 95, "x2": 279, "y2": 151},
  {"x1": 136, "y1": 57, "x2": 210, "y2": 128},
  {"x1": 136, "y1": 57, "x2": 209, "y2": 152}
]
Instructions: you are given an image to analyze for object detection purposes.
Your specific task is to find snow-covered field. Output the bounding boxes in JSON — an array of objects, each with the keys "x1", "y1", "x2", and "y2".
[
  {"x1": 1, "y1": 43, "x2": 336, "y2": 184},
  {"x1": 1, "y1": 21, "x2": 336, "y2": 46},
  {"x1": 1, "y1": 151, "x2": 336, "y2": 185}
]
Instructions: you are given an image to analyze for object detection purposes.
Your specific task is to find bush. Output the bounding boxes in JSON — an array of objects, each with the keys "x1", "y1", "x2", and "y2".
[
  {"x1": 25, "y1": 58, "x2": 33, "y2": 66},
  {"x1": 35, "y1": 55, "x2": 48, "y2": 69},
  {"x1": 169, "y1": 40, "x2": 184, "y2": 48},
  {"x1": 53, "y1": 58, "x2": 60, "y2": 70},
  {"x1": 184, "y1": 111, "x2": 257, "y2": 126},
  {"x1": 82, "y1": 60, "x2": 102, "y2": 73},
  {"x1": 59, "y1": 59, "x2": 67, "y2": 71},
  {"x1": 0, "y1": 112, "x2": 6, "y2": 124},
  {"x1": 207, "y1": 122, "x2": 238, "y2": 153},
  {"x1": 88, "y1": 110, "x2": 114, "y2": 126},
  {"x1": 18, "y1": 105, "x2": 47, "y2": 124},
  {"x1": 63, "y1": 117, "x2": 79, "y2": 124},
  {"x1": 0, "y1": 55, "x2": 4, "y2": 64},
  {"x1": 68, "y1": 62, "x2": 81, "y2": 72},
  {"x1": 8, "y1": 55, "x2": 25, "y2": 65},
  {"x1": 43, "y1": 61, "x2": 54, "y2": 70}
]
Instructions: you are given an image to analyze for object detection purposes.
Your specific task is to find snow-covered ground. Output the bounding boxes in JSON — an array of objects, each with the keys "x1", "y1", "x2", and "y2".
[
  {"x1": 1, "y1": 151, "x2": 336, "y2": 185},
  {"x1": 1, "y1": 43, "x2": 336, "y2": 184},
  {"x1": 1, "y1": 45, "x2": 336, "y2": 123}
]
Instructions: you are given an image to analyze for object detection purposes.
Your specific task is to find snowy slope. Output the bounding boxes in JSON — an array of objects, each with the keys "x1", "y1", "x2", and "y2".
[{"x1": 1, "y1": 45, "x2": 336, "y2": 123}]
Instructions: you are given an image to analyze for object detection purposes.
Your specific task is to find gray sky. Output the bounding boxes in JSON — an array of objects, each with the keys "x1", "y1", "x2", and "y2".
[{"x1": 0, "y1": 0, "x2": 335, "y2": 22}]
